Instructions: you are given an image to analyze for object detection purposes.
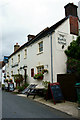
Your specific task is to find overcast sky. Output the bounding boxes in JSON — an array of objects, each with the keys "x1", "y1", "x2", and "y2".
[{"x1": 0, "y1": 0, "x2": 79, "y2": 61}]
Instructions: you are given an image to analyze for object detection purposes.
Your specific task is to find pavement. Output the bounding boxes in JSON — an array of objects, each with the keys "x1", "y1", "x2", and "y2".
[{"x1": 17, "y1": 93, "x2": 80, "y2": 119}]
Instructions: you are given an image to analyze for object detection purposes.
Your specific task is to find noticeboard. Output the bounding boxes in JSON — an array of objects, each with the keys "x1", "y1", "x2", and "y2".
[
  {"x1": 50, "y1": 83, "x2": 64, "y2": 104},
  {"x1": 8, "y1": 83, "x2": 14, "y2": 91}
]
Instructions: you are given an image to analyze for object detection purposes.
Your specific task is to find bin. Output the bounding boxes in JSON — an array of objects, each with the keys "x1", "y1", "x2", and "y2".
[{"x1": 75, "y1": 83, "x2": 80, "y2": 109}]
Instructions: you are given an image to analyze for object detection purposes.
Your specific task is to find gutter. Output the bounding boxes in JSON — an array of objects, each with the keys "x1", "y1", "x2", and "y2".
[{"x1": 50, "y1": 32, "x2": 53, "y2": 83}]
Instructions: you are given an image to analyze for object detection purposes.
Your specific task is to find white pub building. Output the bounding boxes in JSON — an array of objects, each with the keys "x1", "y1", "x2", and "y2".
[{"x1": 5, "y1": 3, "x2": 79, "y2": 86}]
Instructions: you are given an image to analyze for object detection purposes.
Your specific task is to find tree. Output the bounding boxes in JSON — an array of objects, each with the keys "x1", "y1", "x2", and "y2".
[
  {"x1": 65, "y1": 36, "x2": 80, "y2": 77},
  {"x1": 65, "y1": 36, "x2": 80, "y2": 60}
]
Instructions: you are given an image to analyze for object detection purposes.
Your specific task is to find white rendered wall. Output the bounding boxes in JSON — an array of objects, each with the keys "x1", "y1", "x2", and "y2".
[
  {"x1": 6, "y1": 18, "x2": 77, "y2": 85},
  {"x1": 52, "y1": 18, "x2": 77, "y2": 82},
  {"x1": 6, "y1": 35, "x2": 51, "y2": 85}
]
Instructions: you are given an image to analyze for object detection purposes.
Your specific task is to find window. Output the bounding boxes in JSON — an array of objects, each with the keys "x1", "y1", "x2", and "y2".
[
  {"x1": 11, "y1": 58, "x2": 13, "y2": 65},
  {"x1": 7, "y1": 72, "x2": 9, "y2": 77},
  {"x1": 18, "y1": 54, "x2": 20, "y2": 63},
  {"x1": 31, "y1": 68, "x2": 34, "y2": 77},
  {"x1": 38, "y1": 41, "x2": 43, "y2": 52},
  {"x1": 37, "y1": 66, "x2": 44, "y2": 73},
  {"x1": 24, "y1": 49, "x2": 27, "y2": 59},
  {"x1": 18, "y1": 69, "x2": 20, "y2": 74},
  {"x1": 11, "y1": 71, "x2": 13, "y2": 76}
]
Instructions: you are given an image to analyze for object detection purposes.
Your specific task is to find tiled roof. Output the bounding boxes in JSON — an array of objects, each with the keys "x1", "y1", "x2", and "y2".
[
  {"x1": 8, "y1": 17, "x2": 68, "y2": 58},
  {"x1": 0, "y1": 61, "x2": 5, "y2": 68}
]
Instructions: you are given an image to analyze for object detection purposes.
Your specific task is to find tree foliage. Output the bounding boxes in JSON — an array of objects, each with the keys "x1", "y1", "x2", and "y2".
[
  {"x1": 65, "y1": 36, "x2": 80, "y2": 60},
  {"x1": 65, "y1": 36, "x2": 80, "y2": 76}
]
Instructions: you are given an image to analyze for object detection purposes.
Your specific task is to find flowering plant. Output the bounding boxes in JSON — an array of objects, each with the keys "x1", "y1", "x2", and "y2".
[
  {"x1": 9, "y1": 79, "x2": 13, "y2": 83},
  {"x1": 42, "y1": 69, "x2": 48, "y2": 74},
  {"x1": 7, "y1": 75, "x2": 10, "y2": 77},
  {"x1": 13, "y1": 74, "x2": 24, "y2": 83},
  {"x1": 33, "y1": 73, "x2": 44, "y2": 80},
  {"x1": 4, "y1": 79, "x2": 8, "y2": 83}
]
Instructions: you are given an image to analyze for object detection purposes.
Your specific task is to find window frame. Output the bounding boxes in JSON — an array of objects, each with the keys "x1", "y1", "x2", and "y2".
[
  {"x1": 18, "y1": 54, "x2": 20, "y2": 63},
  {"x1": 38, "y1": 41, "x2": 43, "y2": 53},
  {"x1": 24, "y1": 49, "x2": 27, "y2": 59},
  {"x1": 37, "y1": 65, "x2": 44, "y2": 73},
  {"x1": 11, "y1": 58, "x2": 13, "y2": 65}
]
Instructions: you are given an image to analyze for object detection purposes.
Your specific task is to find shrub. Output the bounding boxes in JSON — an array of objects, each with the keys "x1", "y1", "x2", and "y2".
[{"x1": 17, "y1": 86, "x2": 25, "y2": 92}]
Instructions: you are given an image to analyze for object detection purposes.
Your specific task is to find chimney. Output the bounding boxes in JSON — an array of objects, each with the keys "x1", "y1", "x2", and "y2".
[
  {"x1": 27, "y1": 34, "x2": 35, "y2": 42},
  {"x1": 64, "y1": 3, "x2": 78, "y2": 17},
  {"x1": 14, "y1": 43, "x2": 20, "y2": 52}
]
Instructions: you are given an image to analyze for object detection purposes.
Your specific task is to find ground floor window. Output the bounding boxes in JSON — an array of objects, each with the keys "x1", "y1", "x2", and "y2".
[
  {"x1": 11, "y1": 71, "x2": 13, "y2": 76},
  {"x1": 37, "y1": 65, "x2": 44, "y2": 73}
]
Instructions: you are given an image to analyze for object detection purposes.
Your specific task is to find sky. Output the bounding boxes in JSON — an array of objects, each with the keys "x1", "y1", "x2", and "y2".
[{"x1": 0, "y1": 0, "x2": 80, "y2": 61}]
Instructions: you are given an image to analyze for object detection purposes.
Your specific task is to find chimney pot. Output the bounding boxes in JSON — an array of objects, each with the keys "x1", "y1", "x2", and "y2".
[
  {"x1": 64, "y1": 3, "x2": 78, "y2": 17},
  {"x1": 14, "y1": 43, "x2": 20, "y2": 52}
]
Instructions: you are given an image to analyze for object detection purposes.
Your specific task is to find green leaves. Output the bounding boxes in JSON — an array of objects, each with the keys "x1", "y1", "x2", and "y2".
[
  {"x1": 65, "y1": 36, "x2": 80, "y2": 60},
  {"x1": 65, "y1": 36, "x2": 80, "y2": 77}
]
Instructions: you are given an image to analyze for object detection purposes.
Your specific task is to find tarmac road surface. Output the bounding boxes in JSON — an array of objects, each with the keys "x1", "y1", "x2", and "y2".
[{"x1": 2, "y1": 91, "x2": 79, "y2": 119}]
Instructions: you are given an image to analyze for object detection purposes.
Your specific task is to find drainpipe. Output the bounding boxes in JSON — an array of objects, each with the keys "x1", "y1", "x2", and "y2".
[{"x1": 50, "y1": 33, "x2": 53, "y2": 83}]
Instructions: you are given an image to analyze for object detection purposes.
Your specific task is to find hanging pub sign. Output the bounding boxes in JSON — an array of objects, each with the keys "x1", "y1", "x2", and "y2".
[
  {"x1": 4, "y1": 56, "x2": 9, "y2": 63},
  {"x1": 46, "y1": 82, "x2": 64, "y2": 104}
]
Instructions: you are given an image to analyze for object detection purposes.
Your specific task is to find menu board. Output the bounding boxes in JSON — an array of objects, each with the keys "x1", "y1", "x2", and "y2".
[{"x1": 50, "y1": 83, "x2": 64, "y2": 104}]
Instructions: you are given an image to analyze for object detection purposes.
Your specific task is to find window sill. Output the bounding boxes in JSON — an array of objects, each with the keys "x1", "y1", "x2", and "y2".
[{"x1": 37, "y1": 51, "x2": 43, "y2": 55}]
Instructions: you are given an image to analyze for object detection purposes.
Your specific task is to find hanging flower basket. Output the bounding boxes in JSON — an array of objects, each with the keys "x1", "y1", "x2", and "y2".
[
  {"x1": 9, "y1": 79, "x2": 13, "y2": 83},
  {"x1": 42, "y1": 69, "x2": 48, "y2": 74},
  {"x1": 33, "y1": 73, "x2": 44, "y2": 80},
  {"x1": 4, "y1": 79, "x2": 8, "y2": 83},
  {"x1": 7, "y1": 75, "x2": 10, "y2": 77},
  {"x1": 13, "y1": 74, "x2": 24, "y2": 83}
]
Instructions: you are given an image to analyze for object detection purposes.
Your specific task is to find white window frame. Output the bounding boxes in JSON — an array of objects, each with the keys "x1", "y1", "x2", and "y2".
[
  {"x1": 38, "y1": 41, "x2": 43, "y2": 53},
  {"x1": 37, "y1": 65, "x2": 44, "y2": 73},
  {"x1": 24, "y1": 49, "x2": 27, "y2": 59},
  {"x1": 11, "y1": 58, "x2": 13, "y2": 65},
  {"x1": 18, "y1": 54, "x2": 20, "y2": 63}
]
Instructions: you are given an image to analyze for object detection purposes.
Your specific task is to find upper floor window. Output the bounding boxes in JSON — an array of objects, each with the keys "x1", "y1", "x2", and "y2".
[
  {"x1": 11, "y1": 58, "x2": 13, "y2": 65},
  {"x1": 38, "y1": 41, "x2": 43, "y2": 52},
  {"x1": 18, "y1": 69, "x2": 20, "y2": 74},
  {"x1": 11, "y1": 71, "x2": 13, "y2": 76},
  {"x1": 24, "y1": 49, "x2": 27, "y2": 59},
  {"x1": 18, "y1": 54, "x2": 20, "y2": 63},
  {"x1": 37, "y1": 65, "x2": 44, "y2": 73}
]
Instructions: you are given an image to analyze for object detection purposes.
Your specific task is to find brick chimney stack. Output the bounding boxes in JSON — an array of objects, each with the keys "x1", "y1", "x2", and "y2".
[
  {"x1": 64, "y1": 3, "x2": 78, "y2": 36},
  {"x1": 64, "y1": 3, "x2": 78, "y2": 17},
  {"x1": 14, "y1": 43, "x2": 20, "y2": 52}
]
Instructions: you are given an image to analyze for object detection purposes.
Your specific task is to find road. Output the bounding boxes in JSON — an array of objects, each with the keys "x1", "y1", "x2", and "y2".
[{"x1": 2, "y1": 91, "x2": 78, "y2": 119}]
